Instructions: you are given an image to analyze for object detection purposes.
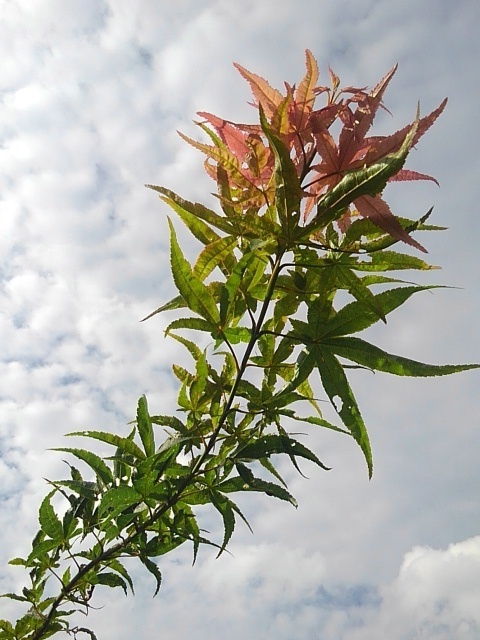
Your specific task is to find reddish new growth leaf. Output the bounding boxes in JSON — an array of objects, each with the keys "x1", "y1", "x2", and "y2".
[{"x1": 182, "y1": 50, "x2": 446, "y2": 251}]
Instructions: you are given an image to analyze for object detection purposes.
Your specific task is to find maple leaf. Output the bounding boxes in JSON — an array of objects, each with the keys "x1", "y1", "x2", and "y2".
[
  {"x1": 233, "y1": 62, "x2": 284, "y2": 119},
  {"x1": 196, "y1": 112, "x2": 252, "y2": 162},
  {"x1": 337, "y1": 65, "x2": 398, "y2": 167},
  {"x1": 305, "y1": 65, "x2": 398, "y2": 200},
  {"x1": 298, "y1": 67, "x2": 446, "y2": 248},
  {"x1": 180, "y1": 51, "x2": 445, "y2": 251},
  {"x1": 355, "y1": 194, "x2": 426, "y2": 252},
  {"x1": 362, "y1": 98, "x2": 447, "y2": 170},
  {"x1": 293, "y1": 49, "x2": 319, "y2": 131}
]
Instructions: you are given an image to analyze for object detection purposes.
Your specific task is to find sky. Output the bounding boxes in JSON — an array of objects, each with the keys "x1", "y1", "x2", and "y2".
[{"x1": 1, "y1": 1, "x2": 479, "y2": 638}]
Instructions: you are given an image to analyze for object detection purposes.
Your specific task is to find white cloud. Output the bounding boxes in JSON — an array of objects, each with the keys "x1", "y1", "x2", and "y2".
[
  {"x1": 85, "y1": 536, "x2": 480, "y2": 639},
  {"x1": 346, "y1": 536, "x2": 480, "y2": 640},
  {"x1": 1, "y1": 1, "x2": 479, "y2": 638}
]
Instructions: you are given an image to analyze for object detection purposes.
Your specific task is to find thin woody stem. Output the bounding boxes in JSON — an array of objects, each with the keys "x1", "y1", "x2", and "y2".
[{"x1": 32, "y1": 249, "x2": 286, "y2": 640}]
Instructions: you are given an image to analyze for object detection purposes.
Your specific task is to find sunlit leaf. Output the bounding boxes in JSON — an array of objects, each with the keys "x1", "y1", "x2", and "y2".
[
  {"x1": 51, "y1": 447, "x2": 113, "y2": 485},
  {"x1": 219, "y1": 326, "x2": 251, "y2": 345},
  {"x1": 38, "y1": 494, "x2": 63, "y2": 541},
  {"x1": 323, "y1": 336, "x2": 480, "y2": 376},
  {"x1": 66, "y1": 432, "x2": 145, "y2": 461},
  {"x1": 355, "y1": 194, "x2": 426, "y2": 252},
  {"x1": 217, "y1": 470, "x2": 298, "y2": 507},
  {"x1": 150, "y1": 414, "x2": 187, "y2": 435},
  {"x1": 141, "y1": 295, "x2": 186, "y2": 322},
  {"x1": 193, "y1": 235, "x2": 237, "y2": 281},
  {"x1": 137, "y1": 396, "x2": 155, "y2": 458},
  {"x1": 294, "y1": 49, "x2": 319, "y2": 127},
  {"x1": 234, "y1": 434, "x2": 330, "y2": 470},
  {"x1": 165, "y1": 317, "x2": 216, "y2": 336},
  {"x1": 319, "y1": 285, "x2": 442, "y2": 338},
  {"x1": 169, "y1": 219, "x2": 220, "y2": 325},
  {"x1": 302, "y1": 117, "x2": 421, "y2": 248},
  {"x1": 38, "y1": 493, "x2": 63, "y2": 541},
  {"x1": 147, "y1": 185, "x2": 237, "y2": 236},
  {"x1": 190, "y1": 351, "x2": 208, "y2": 407},
  {"x1": 98, "y1": 486, "x2": 141, "y2": 520},
  {"x1": 259, "y1": 105, "x2": 301, "y2": 241},
  {"x1": 168, "y1": 333, "x2": 202, "y2": 362},
  {"x1": 314, "y1": 346, "x2": 372, "y2": 476},
  {"x1": 335, "y1": 265, "x2": 387, "y2": 323},
  {"x1": 26, "y1": 539, "x2": 61, "y2": 565},
  {"x1": 349, "y1": 250, "x2": 437, "y2": 272},
  {"x1": 233, "y1": 62, "x2": 284, "y2": 119},
  {"x1": 290, "y1": 414, "x2": 350, "y2": 435}
]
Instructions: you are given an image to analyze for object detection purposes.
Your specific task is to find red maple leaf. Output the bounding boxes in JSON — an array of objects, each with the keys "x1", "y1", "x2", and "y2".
[{"x1": 180, "y1": 51, "x2": 446, "y2": 251}]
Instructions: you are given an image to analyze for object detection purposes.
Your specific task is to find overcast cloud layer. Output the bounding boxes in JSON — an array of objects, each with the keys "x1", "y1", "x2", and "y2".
[{"x1": 1, "y1": 1, "x2": 479, "y2": 638}]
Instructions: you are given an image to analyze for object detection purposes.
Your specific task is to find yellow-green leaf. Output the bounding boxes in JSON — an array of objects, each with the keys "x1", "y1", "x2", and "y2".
[{"x1": 169, "y1": 219, "x2": 219, "y2": 325}]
